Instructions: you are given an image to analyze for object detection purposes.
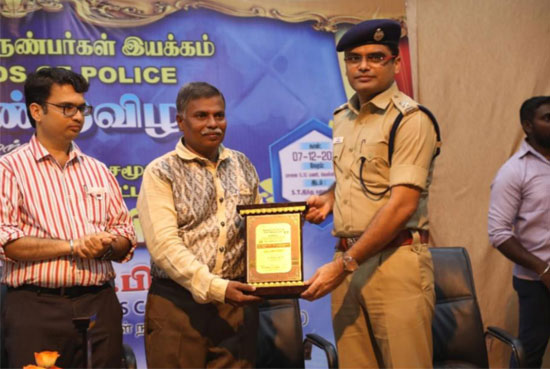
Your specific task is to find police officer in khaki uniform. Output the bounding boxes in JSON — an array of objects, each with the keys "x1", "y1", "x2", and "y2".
[{"x1": 302, "y1": 19, "x2": 440, "y2": 368}]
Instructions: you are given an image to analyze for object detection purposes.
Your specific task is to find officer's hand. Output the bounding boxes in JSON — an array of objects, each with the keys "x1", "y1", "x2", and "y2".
[
  {"x1": 305, "y1": 194, "x2": 333, "y2": 224},
  {"x1": 301, "y1": 259, "x2": 347, "y2": 301},
  {"x1": 75, "y1": 232, "x2": 115, "y2": 259},
  {"x1": 541, "y1": 273, "x2": 550, "y2": 290},
  {"x1": 225, "y1": 281, "x2": 262, "y2": 306}
]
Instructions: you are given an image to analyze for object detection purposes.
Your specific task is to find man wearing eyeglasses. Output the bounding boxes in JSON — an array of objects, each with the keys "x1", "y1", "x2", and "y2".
[
  {"x1": 302, "y1": 19, "x2": 440, "y2": 368},
  {"x1": 0, "y1": 67, "x2": 136, "y2": 368}
]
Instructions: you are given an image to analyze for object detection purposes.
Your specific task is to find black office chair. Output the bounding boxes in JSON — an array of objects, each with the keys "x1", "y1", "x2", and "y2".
[
  {"x1": 121, "y1": 343, "x2": 137, "y2": 369},
  {"x1": 430, "y1": 247, "x2": 526, "y2": 368},
  {"x1": 256, "y1": 298, "x2": 338, "y2": 368},
  {"x1": 73, "y1": 317, "x2": 136, "y2": 369},
  {"x1": 256, "y1": 248, "x2": 525, "y2": 369}
]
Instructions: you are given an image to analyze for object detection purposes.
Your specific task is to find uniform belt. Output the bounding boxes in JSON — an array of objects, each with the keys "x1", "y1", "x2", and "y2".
[
  {"x1": 7, "y1": 283, "x2": 110, "y2": 298},
  {"x1": 337, "y1": 229, "x2": 429, "y2": 252}
]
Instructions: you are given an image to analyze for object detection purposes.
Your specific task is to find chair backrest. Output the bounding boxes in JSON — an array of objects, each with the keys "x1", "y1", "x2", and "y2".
[
  {"x1": 121, "y1": 344, "x2": 137, "y2": 369},
  {"x1": 256, "y1": 299, "x2": 305, "y2": 369},
  {"x1": 430, "y1": 247, "x2": 489, "y2": 368}
]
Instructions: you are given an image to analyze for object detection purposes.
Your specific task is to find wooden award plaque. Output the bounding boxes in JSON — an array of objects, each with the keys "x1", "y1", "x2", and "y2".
[{"x1": 237, "y1": 202, "x2": 307, "y2": 299}]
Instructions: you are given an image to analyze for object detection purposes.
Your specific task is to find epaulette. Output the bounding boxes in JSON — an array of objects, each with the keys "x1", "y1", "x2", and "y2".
[
  {"x1": 333, "y1": 102, "x2": 349, "y2": 116},
  {"x1": 391, "y1": 93, "x2": 419, "y2": 116},
  {"x1": 388, "y1": 103, "x2": 441, "y2": 165}
]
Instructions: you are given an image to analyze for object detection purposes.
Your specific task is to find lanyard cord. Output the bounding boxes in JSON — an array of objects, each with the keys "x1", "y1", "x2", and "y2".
[{"x1": 359, "y1": 157, "x2": 390, "y2": 201}]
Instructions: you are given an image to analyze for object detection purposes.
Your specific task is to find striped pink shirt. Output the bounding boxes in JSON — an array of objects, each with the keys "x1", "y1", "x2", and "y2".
[{"x1": 0, "y1": 135, "x2": 136, "y2": 287}]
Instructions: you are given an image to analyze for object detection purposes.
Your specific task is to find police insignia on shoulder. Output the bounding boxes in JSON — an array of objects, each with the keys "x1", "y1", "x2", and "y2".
[{"x1": 399, "y1": 100, "x2": 416, "y2": 114}]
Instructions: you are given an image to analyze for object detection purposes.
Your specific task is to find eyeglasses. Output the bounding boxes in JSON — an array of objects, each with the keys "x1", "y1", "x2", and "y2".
[
  {"x1": 343, "y1": 53, "x2": 396, "y2": 67},
  {"x1": 44, "y1": 102, "x2": 93, "y2": 117}
]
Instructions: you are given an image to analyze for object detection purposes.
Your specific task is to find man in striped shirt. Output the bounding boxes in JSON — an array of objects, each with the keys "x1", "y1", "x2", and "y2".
[{"x1": 0, "y1": 67, "x2": 136, "y2": 368}]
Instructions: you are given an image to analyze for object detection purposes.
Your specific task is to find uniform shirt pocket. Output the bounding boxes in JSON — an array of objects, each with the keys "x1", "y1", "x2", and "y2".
[{"x1": 354, "y1": 143, "x2": 390, "y2": 190}]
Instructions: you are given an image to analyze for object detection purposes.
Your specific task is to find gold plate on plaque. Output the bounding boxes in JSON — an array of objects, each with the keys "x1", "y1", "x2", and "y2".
[{"x1": 237, "y1": 202, "x2": 307, "y2": 298}]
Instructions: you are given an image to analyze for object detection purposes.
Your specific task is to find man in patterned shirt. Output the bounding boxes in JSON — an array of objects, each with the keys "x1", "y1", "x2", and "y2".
[
  {"x1": 0, "y1": 67, "x2": 136, "y2": 368},
  {"x1": 137, "y1": 82, "x2": 262, "y2": 368}
]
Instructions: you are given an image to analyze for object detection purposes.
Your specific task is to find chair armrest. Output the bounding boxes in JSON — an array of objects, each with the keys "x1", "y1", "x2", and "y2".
[
  {"x1": 303, "y1": 333, "x2": 338, "y2": 369},
  {"x1": 485, "y1": 326, "x2": 526, "y2": 368}
]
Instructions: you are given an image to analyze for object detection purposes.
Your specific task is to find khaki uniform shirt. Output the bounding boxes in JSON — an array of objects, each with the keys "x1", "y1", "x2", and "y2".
[
  {"x1": 137, "y1": 139, "x2": 260, "y2": 304},
  {"x1": 332, "y1": 83, "x2": 438, "y2": 237}
]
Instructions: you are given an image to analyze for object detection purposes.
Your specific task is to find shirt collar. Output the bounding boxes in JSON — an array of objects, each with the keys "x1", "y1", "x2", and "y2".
[
  {"x1": 175, "y1": 137, "x2": 229, "y2": 164},
  {"x1": 29, "y1": 135, "x2": 82, "y2": 163},
  {"x1": 348, "y1": 82, "x2": 399, "y2": 115},
  {"x1": 348, "y1": 94, "x2": 361, "y2": 115},
  {"x1": 518, "y1": 139, "x2": 550, "y2": 164}
]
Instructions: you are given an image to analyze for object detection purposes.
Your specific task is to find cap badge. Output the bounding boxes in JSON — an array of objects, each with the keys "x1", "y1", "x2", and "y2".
[{"x1": 373, "y1": 28, "x2": 384, "y2": 41}]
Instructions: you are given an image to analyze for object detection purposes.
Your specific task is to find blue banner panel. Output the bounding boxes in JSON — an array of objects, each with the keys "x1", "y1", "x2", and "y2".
[{"x1": 1, "y1": 5, "x2": 347, "y2": 368}]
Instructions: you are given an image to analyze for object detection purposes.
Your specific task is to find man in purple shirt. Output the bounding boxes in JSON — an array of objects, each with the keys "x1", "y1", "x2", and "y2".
[{"x1": 488, "y1": 96, "x2": 550, "y2": 368}]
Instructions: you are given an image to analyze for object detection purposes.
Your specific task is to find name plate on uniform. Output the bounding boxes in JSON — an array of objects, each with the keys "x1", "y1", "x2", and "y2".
[{"x1": 237, "y1": 202, "x2": 307, "y2": 299}]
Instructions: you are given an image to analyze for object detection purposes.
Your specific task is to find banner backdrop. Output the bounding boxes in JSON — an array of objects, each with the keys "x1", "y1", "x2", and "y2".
[{"x1": 1, "y1": 2, "x2": 410, "y2": 367}]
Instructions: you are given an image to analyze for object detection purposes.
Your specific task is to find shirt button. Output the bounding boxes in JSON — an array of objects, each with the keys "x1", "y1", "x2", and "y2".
[
  {"x1": 345, "y1": 225, "x2": 350, "y2": 231},
  {"x1": 219, "y1": 197, "x2": 224, "y2": 203},
  {"x1": 348, "y1": 148, "x2": 353, "y2": 153},
  {"x1": 343, "y1": 200, "x2": 348, "y2": 205},
  {"x1": 345, "y1": 175, "x2": 350, "y2": 180},
  {"x1": 221, "y1": 221, "x2": 225, "y2": 227},
  {"x1": 219, "y1": 246, "x2": 225, "y2": 252}
]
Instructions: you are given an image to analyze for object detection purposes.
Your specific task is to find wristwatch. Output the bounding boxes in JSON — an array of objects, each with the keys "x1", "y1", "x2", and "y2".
[{"x1": 342, "y1": 253, "x2": 359, "y2": 273}]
